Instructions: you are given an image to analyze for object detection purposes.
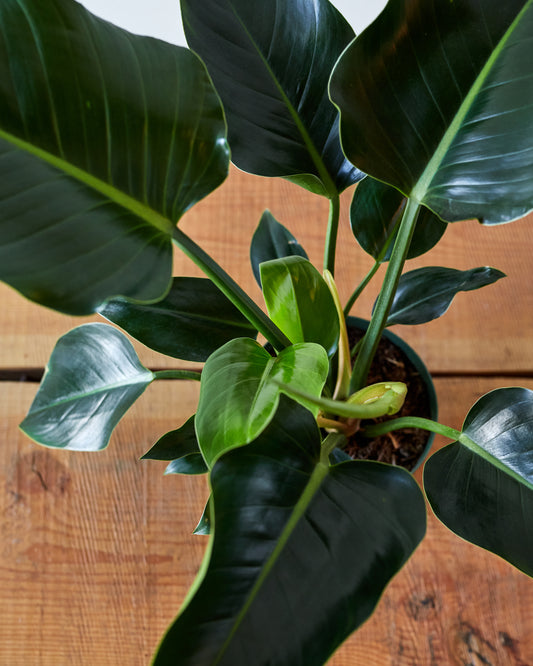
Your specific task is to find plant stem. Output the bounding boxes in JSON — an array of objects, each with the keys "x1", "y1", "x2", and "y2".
[
  {"x1": 323, "y1": 194, "x2": 341, "y2": 276},
  {"x1": 153, "y1": 369, "x2": 202, "y2": 381},
  {"x1": 343, "y1": 259, "x2": 381, "y2": 316},
  {"x1": 349, "y1": 198, "x2": 420, "y2": 392},
  {"x1": 172, "y1": 227, "x2": 291, "y2": 352},
  {"x1": 363, "y1": 416, "x2": 462, "y2": 442},
  {"x1": 320, "y1": 431, "x2": 348, "y2": 464},
  {"x1": 343, "y1": 205, "x2": 403, "y2": 317}
]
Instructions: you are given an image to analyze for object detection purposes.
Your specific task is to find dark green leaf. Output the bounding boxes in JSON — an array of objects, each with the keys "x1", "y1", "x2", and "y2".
[
  {"x1": 385, "y1": 266, "x2": 505, "y2": 326},
  {"x1": 20, "y1": 323, "x2": 153, "y2": 451},
  {"x1": 192, "y1": 500, "x2": 212, "y2": 536},
  {"x1": 260, "y1": 256, "x2": 339, "y2": 355},
  {"x1": 424, "y1": 387, "x2": 533, "y2": 576},
  {"x1": 351, "y1": 177, "x2": 447, "y2": 260},
  {"x1": 181, "y1": 0, "x2": 363, "y2": 195},
  {"x1": 154, "y1": 398, "x2": 426, "y2": 665},
  {"x1": 100, "y1": 277, "x2": 256, "y2": 362},
  {"x1": 166, "y1": 454, "x2": 208, "y2": 476},
  {"x1": 0, "y1": 0, "x2": 228, "y2": 314},
  {"x1": 250, "y1": 211, "x2": 308, "y2": 287},
  {"x1": 196, "y1": 338, "x2": 329, "y2": 466},
  {"x1": 142, "y1": 415, "x2": 198, "y2": 461},
  {"x1": 330, "y1": 0, "x2": 533, "y2": 224}
]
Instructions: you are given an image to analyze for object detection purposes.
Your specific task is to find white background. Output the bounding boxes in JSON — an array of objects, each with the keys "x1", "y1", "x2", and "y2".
[{"x1": 76, "y1": 0, "x2": 388, "y2": 45}]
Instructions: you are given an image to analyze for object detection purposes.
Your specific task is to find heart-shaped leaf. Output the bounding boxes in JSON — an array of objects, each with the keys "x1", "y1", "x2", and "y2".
[
  {"x1": 250, "y1": 211, "x2": 308, "y2": 287},
  {"x1": 351, "y1": 177, "x2": 447, "y2": 261},
  {"x1": 195, "y1": 338, "x2": 329, "y2": 466},
  {"x1": 0, "y1": 0, "x2": 228, "y2": 314},
  {"x1": 154, "y1": 398, "x2": 426, "y2": 665},
  {"x1": 181, "y1": 0, "x2": 363, "y2": 196},
  {"x1": 100, "y1": 277, "x2": 256, "y2": 362},
  {"x1": 424, "y1": 387, "x2": 533, "y2": 576},
  {"x1": 260, "y1": 256, "x2": 340, "y2": 356},
  {"x1": 20, "y1": 324, "x2": 154, "y2": 451},
  {"x1": 330, "y1": 0, "x2": 533, "y2": 224},
  {"x1": 385, "y1": 266, "x2": 505, "y2": 326}
]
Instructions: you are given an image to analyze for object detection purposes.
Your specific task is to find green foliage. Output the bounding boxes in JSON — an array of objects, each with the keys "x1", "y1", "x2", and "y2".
[
  {"x1": 181, "y1": 0, "x2": 363, "y2": 195},
  {"x1": 142, "y1": 416, "x2": 208, "y2": 476},
  {"x1": 0, "y1": 0, "x2": 228, "y2": 314},
  {"x1": 1, "y1": 0, "x2": 532, "y2": 663},
  {"x1": 153, "y1": 399, "x2": 426, "y2": 666},
  {"x1": 385, "y1": 266, "x2": 506, "y2": 326},
  {"x1": 101, "y1": 277, "x2": 257, "y2": 362},
  {"x1": 350, "y1": 177, "x2": 447, "y2": 260},
  {"x1": 260, "y1": 257, "x2": 340, "y2": 355},
  {"x1": 195, "y1": 338, "x2": 329, "y2": 467},
  {"x1": 330, "y1": 0, "x2": 533, "y2": 224},
  {"x1": 424, "y1": 388, "x2": 533, "y2": 576},
  {"x1": 20, "y1": 324, "x2": 153, "y2": 451},
  {"x1": 250, "y1": 211, "x2": 308, "y2": 286}
]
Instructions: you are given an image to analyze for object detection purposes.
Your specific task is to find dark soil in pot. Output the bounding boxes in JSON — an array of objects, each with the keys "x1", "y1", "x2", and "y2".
[{"x1": 343, "y1": 324, "x2": 434, "y2": 471}]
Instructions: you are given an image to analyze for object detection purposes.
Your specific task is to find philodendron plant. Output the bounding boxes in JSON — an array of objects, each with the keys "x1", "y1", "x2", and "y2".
[{"x1": 1, "y1": 0, "x2": 532, "y2": 663}]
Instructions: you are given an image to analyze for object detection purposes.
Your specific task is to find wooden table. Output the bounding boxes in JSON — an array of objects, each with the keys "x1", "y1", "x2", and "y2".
[{"x1": 1, "y1": 168, "x2": 532, "y2": 665}]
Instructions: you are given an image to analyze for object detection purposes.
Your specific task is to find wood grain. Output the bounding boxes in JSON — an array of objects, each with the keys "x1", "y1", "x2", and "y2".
[
  {"x1": 1, "y1": 377, "x2": 531, "y2": 665},
  {"x1": 1, "y1": 167, "x2": 532, "y2": 373}
]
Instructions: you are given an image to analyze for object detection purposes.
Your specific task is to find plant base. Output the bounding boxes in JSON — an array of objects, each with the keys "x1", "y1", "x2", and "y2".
[{"x1": 344, "y1": 320, "x2": 436, "y2": 471}]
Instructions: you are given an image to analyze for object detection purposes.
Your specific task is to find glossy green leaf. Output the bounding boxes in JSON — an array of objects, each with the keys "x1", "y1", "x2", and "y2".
[
  {"x1": 154, "y1": 398, "x2": 426, "y2": 665},
  {"x1": 142, "y1": 415, "x2": 208, "y2": 475},
  {"x1": 424, "y1": 387, "x2": 533, "y2": 576},
  {"x1": 351, "y1": 177, "x2": 447, "y2": 260},
  {"x1": 385, "y1": 266, "x2": 506, "y2": 326},
  {"x1": 0, "y1": 0, "x2": 228, "y2": 314},
  {"x1": 100, "y1": 277, "x2": 256, "y2": 362},
  {"x1": 330, "y1": 0, "x2": 533, "y2": 224},
  {"x1": 250, "y1": 211, "x2": 308, "y2": 287},
  {"x1": 195, "y1": 338, "x2": 329, "y2": 466},
  {"x1": 260, "y1": 257, "x2": 340, "y2": 355},
  {"x1": 166, "y1": 455, "x2": 208, "y2": 476},
  {"x1": 181, "y1": 0, "x2": 363, "y2": 196},
  {"x1": 20, "y1": 323, "x2": 153, "y2": 451},
  {"x1": 192, "y1": 500, "x2": 212, "y2": 536}
]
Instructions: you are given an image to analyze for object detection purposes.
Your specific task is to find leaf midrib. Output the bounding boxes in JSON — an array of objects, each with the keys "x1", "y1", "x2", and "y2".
[
  {"x1": 0, "y1": 127, "x2": 175, "y2": 235},
  {"x1": 411, "y1": 0, "x2": 533, "y2": 204},
  {"x1": 213, "y1": 459, "x2": 330, "y2": 664},
  {"x1": 226, "y1": 0, "x2": 338, "y2": 198},
  {"x1": 458, "y1": 430, "x2": 533, "y2": 492},
  {"x1": 25, "y1": 371, "x2": 154, "y2": 417}
]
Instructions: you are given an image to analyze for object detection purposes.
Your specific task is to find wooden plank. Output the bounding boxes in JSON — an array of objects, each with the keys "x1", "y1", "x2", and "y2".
[
  {"x1": 1, "y1": 167, "x2": 532, "y2": 373},
  {"x1": 1, "y1": 377, "x2": 531, "y2": 665}
]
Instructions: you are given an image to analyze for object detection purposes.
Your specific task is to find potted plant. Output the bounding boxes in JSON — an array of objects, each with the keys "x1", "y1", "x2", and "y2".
[{"x1": 0, "y1": 0, "x2": 531, "y2": 663}]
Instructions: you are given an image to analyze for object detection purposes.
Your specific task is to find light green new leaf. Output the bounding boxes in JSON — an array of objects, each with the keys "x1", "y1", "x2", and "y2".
[
  {"x1": 181, "y1": 0, "x2": 363, "y2": 196},
  {"x1": 260, "y1": 256, "x2": 340, "y2": 356},
  {"x1": 20, "y1": 324, "x2": 153, "y2": 451},
  {"x1": 385, "y1": 266, "x2": 505, "y2": 326},
  {"x1": 195, "y1": 338, "x2": 329, "y2": 466},
  {"x1": 424, "y1": 387, "x2": 533, "y2": 576},
  {"x1": 154, "y1": 398, "x2": 426, "y2": 665},
  {"x1": 0, "y1": 0, "x2": 228, "y2": 314},
  {"x1": 330, "y1": 0, "x2": 533, "y2": 224}
]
